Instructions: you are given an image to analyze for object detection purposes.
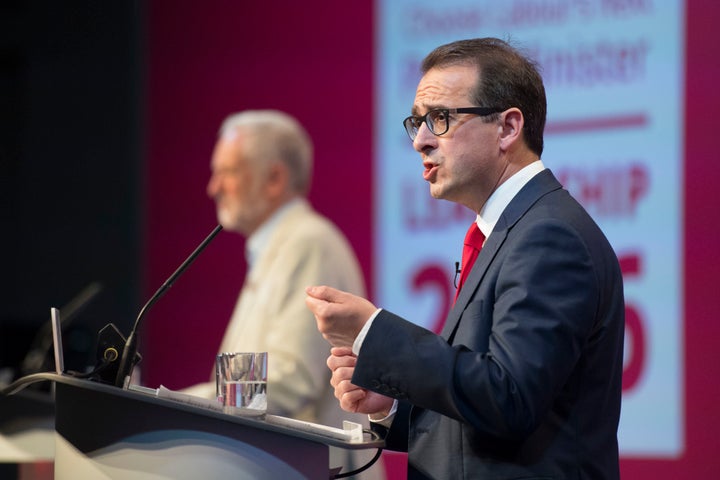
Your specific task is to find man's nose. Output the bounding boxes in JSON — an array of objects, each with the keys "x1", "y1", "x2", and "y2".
[
  {"x1": 206, "y1": 175, "x2": 219, "y2": 198},
  {"x1": 413, "y1": 121, "x2": 437, "y2": 152}
]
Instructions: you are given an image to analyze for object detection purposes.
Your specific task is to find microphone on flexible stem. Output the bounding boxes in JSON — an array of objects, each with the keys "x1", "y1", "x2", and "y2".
[{"x1": 113, "y1": 224, "x2": 223, "y2": 388}]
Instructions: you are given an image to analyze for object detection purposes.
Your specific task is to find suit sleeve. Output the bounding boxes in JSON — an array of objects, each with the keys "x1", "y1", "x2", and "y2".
[
  {"x1": 370, "y1": 400, "x2": 411, "y2": 452},
  {"x1": 352, "y1": 219, "x2": 603, "y2": 440}
]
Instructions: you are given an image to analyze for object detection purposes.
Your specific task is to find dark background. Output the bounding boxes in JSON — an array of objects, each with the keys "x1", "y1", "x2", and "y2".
[
  {"x1": 0, "y1": 2, "x2": 142, "y2": 377},
  {"x1": 1, "y1": 1, "x2": 718, "y2": 477}
]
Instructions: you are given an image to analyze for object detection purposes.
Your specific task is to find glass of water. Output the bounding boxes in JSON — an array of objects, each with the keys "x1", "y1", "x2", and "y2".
[{"x1": 216, "y1": 352, "x2": 268, "y2": 416}]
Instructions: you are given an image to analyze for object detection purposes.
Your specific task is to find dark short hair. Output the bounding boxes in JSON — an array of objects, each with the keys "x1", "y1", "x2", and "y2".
[{"x1": 421, "y1": 38, "x2": 546, "y2": 157}]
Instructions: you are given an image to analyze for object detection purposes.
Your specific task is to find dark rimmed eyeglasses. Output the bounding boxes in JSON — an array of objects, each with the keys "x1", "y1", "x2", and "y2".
[{"x1": 402, "y1": 107, "x2": 504, "y2": 141}]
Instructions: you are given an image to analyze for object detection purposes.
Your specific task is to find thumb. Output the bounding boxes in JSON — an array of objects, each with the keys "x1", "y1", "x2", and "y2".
[
  {"x1": 330, "y1": 346, "x2": 355, "y2": 357},
  {"x1": 305, "y1": 285, "x2": 345, "y2": 303}
]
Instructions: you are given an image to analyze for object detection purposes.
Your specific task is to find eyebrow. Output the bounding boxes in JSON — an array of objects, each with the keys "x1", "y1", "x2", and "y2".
[{"x1": 410, "y1": 103, "x2": 445, "y2": 117}]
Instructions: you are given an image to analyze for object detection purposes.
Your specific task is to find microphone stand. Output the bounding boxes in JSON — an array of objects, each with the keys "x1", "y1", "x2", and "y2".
[{"x1": 114, "y1": 225, "x2": 223, "y2": 388}]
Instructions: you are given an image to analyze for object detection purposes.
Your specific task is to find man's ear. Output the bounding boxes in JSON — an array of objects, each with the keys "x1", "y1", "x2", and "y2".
[
  {"x1": 265, "y1": 162, "x2": 290, "y2": 199},
  {"x1": 499, "y1": 108, "x2": 524, "y2": 152}
]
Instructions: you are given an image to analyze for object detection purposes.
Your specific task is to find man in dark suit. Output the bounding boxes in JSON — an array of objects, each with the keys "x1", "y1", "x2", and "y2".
[{"x1": 306, "y1": 38, "x2": 624, "y2": 479}]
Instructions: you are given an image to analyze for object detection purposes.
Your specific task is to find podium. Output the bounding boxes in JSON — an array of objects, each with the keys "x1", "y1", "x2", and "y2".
[
  {"x1": 0, "y1": 388, "x2": 54, "y2": 461},
  {"x1": 0, "y1": 388, "x2": 55, "y2": 479},
  {"x1": 3, "y1": 373, "x2": 383, "y2": 479}
]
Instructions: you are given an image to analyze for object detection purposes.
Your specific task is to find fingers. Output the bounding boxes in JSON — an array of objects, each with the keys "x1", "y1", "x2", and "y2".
[
  {"x1": 338, "y1": 386, "x2": 367, "y2": 413},
  {"x1": 305, "y1": 288, "x2": 341, "y2": 332},
  {"x1": 330, "y1": 364, "x2": 355, "y2": 388},
  {"x1": 305, "y1": 286, "x2": 352, "y2": 323},
  {"x1": 330, "y1": 346, "x2": 354, "y2": 357},
  {"x1": 331, "y1": 373, "x2": 366, "y2": 413},
  {"x1": 328, "y1": 356, "x2": 355, "y2": 386},
  {"x1": 304, "y1": 294, "x2": 327, "y2": 317},
  {"x1": 327, "y1": 348, "x2": 356, "y2": 371},
  {"x1": 328, "y1": 348, "x2": 358, "y2": 394},
  {"x1": 305, "y1": 285, "x2": 344, "y2": 302},
  {"x1": 332, "y1": 375, "x2": 357, "y2": 397}
]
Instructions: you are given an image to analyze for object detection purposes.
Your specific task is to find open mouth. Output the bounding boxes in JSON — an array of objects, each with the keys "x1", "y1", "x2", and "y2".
[{"x1": 423, "y1": 163, "x2": 438, "y2": 181}]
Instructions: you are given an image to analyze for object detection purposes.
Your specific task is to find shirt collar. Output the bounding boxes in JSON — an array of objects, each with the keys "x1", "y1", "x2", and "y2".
[
  {"x1": 476, "y1": 160, "x2": 545, "y2": 237},
  {"x1": 245, "y1": 197, "x2": 304, "y2": 267}
]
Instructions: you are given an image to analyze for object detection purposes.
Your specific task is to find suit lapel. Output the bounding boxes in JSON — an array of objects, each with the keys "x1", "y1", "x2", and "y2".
[{"x1": 440, "y1": 169, "x2": 563, "y2": 342}]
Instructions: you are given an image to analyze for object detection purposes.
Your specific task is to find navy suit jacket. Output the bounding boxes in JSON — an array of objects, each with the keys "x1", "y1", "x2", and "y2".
[{"x1": 353, "y1": 170, "x2": 624, "y2": 479}]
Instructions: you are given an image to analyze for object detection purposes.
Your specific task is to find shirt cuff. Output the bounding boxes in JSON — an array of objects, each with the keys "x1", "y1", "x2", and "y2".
[
  {"x1": 352, "y1": 308, "x2": 382, "y2": 355},
  {"x1": 368, "y1": 399, "x2": 398, "y2": 427}
]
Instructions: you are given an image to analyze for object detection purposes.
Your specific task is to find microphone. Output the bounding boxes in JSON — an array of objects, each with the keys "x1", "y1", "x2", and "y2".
[
  {"x1": 113, "y1": 224, "x2": 223, "y2": 388},
  {"x1": 453, "y1": 261, "x2": 461, "y2": 289}
]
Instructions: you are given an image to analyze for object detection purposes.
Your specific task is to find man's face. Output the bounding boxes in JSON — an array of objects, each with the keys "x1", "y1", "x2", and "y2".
[
  {"x1": 206, "y1": 129, "x2": 270, "y2": 236},
  {"x1": 411, "y1": 63, "x2": 505, "y2": 213}
]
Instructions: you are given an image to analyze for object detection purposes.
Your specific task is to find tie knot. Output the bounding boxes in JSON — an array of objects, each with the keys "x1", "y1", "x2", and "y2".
[{"x1": 464, "y1": 222, "x2": 485, "y2": 250}]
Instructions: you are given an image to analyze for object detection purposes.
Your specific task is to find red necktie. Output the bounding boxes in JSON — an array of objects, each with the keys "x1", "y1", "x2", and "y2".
[{"x1": 455, "y1": 222, "x2": 485, "y2": 302}]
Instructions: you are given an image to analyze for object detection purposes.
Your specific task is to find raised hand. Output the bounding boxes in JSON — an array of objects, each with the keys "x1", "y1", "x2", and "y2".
[{"x1": 305, "y1": 285, "x2": 378, "y2": 348}]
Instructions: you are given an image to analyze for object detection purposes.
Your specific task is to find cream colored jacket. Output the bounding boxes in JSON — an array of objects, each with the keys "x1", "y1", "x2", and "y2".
[{"x1": 184, "y1": 199, "x2": 384, "y2": 479}]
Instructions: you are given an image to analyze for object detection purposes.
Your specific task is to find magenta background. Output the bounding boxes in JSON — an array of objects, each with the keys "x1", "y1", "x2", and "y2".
[{"x1": 143, "y1": 1, "x2": 720, "y2": 477}]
